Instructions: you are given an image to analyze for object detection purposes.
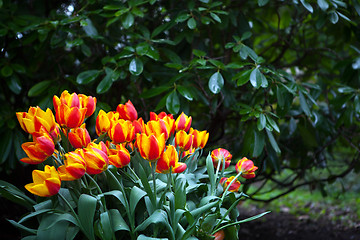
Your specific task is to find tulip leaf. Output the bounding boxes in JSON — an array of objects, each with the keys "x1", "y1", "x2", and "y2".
[
  {"x1": 108, "y1": 209, "x2": 130, "y2": 232},
  {"x1": 138, "y1": 234, "x2": 168, "y2": 240},
  {"x1": 129, "y1": 58, "x2": 143, "y2": 76},
  {"x1": 130, "y1": 186, "x2": 147, "y2": 216},
  {"x1": 135, "y1": 209, "x2": 172, "y2": 233},
  {"x1": 28, "y1": 80, "x2": 53, "y2": 97},
  {"x1": 8, "y1": 220, "x2": 37, "y2": 234},
  {"x1": 166, "y1": 90, "x2": 180, "y2": 114},
  {"x1": 78, "y1": 194, "x2": 97, "y2": 240},
  {"x1": 208, "y1": 71, "x2": 224, "y2": 94},
  {"x1": 0, "y1": 180, "x2": 36, "y2": 209},
  {"x1": 37, "y1": 213, "x2": 71, "y2": 240},
  {"x1": 205, "y1": 153, "x2": 215, "y2": 194},
  {"x1": 98, "y1": 211, "x2": 115, "y2": 240},
  {"x1": 76, "y1": 70, "x2": 101, "y2": 84}
]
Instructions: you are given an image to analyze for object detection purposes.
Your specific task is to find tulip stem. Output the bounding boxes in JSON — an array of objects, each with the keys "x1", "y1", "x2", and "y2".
[
  {"x1": 58, "y1": 192, "x2": 83, "y2": 231},
  {"x1": 151, "y1": 161, "x2": 158, "y2": 209},
  {"x1": 219, "y1": 171, "x2": 242, "y2": 205},
  {"x1": 85, "y1": 173, "x2": 107, "y2": 212}
]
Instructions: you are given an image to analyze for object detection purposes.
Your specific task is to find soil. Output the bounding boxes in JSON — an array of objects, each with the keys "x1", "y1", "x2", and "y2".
[{"x1": 238, "y1": 205, "x2": 360, "y2": 240}]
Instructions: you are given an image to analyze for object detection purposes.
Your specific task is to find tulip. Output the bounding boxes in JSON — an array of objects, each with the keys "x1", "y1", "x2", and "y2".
[
  {"x1": 156, "y1": 145, "x2": 186, "y2": 174},
  {"x1": 107, "y1": 144, "x2": 131, "y2": 168},
  {"x1": 68, "y1": 124, "x2": 91, "y2": 148},
  {"x1": 25, "y1": 165, "x2": 61, "y2": 197},
  {"x1": 53, "y1": 90, "x2": 87, "y2": 129},
  {"x1": 145, "y1": 120, "x2": 169, "y2": 140},
  {"x1": 211, "y1": 148, "x2": 232, "y2": 170},
  {"x1": 212, "y1": 230, "x2": 225, "y2": 240},
  {"x1": 150, "y1": 112, "x2": 175, "y2": 135},
  {"x1": 180, "y1": 147, "x2": 195, "y2": 158},
  {"x1": 82, "y1": 142, "x2": 109, "y2": 174},
  {"x1": 21, "y1": 130, "x2": 55, "y2": 164},
  {"x1": 108, "y1": 119, "x2": 135, "y2": 143},
  {"x1": 116, "y1": 100, "x2": 138, "y2": 121},
  {"x1": 96, "y1": 110, "x2": 119, "y2": 136},
  {"x1": 189, "y1": 128, "x2": 209, "y2": 149},
  {"x1": 50, "y1": 124, "x2": 62, "y2": 144},
  {"x1": 136, "y1": 133, "x2": 166, "y2": 162},
  {"x1": 58, "y1": 149, "x2": 86, "y2": 181},
  {"x1": 175, "y1": 112, "x2": 192, "y2": 132},
  {"x1": 235, "y1": 157, "x2": 258, "y2": 179},
  {"x1": 132, "y1": 117, "x2": 145, "y2": 134},
  {"x1": 16, "y1": 106, "x2": 56, "y2": 134},
  {"x1": 79, "y1": 94, "x2": 97, "y2": 117},
  {"x1": 220, "y1": 176, "x2": 241, "y2": 192},
  {"x1": 175, "y1": 130, "x2": 193, "y2": 151}
]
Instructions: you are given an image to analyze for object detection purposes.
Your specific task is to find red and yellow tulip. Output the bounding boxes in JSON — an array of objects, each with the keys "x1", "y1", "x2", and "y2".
[
  {"x1": 220, "y1": 176, "x2": 241, "y2": 192},
  {"x1": 136, "y1": 133, "x2": 166, "y2": 162},
  {"x1": 25, "y1": 165, "x2": 61, "y2": 197},
  {"x1": 58, "y1": 149, "x2": 86, "y2": 181},
  {"x1": 150, "y1": 112, "x2": 175, "y2": 135},
  {"x1": 156, "y1": 145, "x2": 186, "y2": 174},
  {"x1": 211, "y1": 148, "x2": 232, "y2": 170},
  {"x1": 107, "y1": 144, "x2": 131, "y2": 168},
  {"x1": 68, "y1": 124, "x2": 91, "y2": 148},
  {"x1": 78, "y1": 94, "x2": 97, "y2": 117},
  {"x1": 235, "y1": 157, "x2": 258, "y2": 179},
  {"x1": 145, "y1": 119, "x2": 170, "y2": 140},
  {"x1": 175, "y1": 130, "x2": 193, "y2": 151},
  {"x1": 175, "y1": 112, "x2": 192, "y2": 132},
  {"x1": 16, "y1": 106, "x2": 56, "y2": 134},
  {"x1": 20, "y1": 130, "x2": 55, "y2": 164},
  {"x1": 116, "y1": 100, "x2": 138, "y2": 121},
  {"x1": 96, "y1": 110, "x2": 119, "y2": 136},
  {"x1": 81, "y1": 142, "x2": 109, "y2": 174},
  {"x1": 189, "y1": 128, "x2": 209, "y2": 149},
  {"x1": 132, "y1": 117, "x2": 145, "y2": 134},
  {"x1": 108, "y1": 119, "x2": 135, "y2": 144}
]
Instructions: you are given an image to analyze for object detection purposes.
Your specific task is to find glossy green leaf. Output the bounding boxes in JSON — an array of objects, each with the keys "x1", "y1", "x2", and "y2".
[
  {"x1": 266, "y1": 115, "x2": 280, "y2": 133},
  {"x1": 257, "y1": 113, "x2": 266, "y2": 131},
  {"x1": 329, "y1": 11, "x2": 338, "y2": 24},
  {"x1": 177, "y1": 86, "x2": 193, "y2": 101},
  {"x1": 11, "y1": 63, "x2": 26, "y2": 74},
  {"x1": 82, "y1": 18, "x2": 98, "y2": 37},
  {"x1": 317, "y1": 0, "x2": 329, "y2": 10},
  {"x1": 96, "y1": 74, "x2": 113, "y2": 94},
  {"x1": 210, "y1": 12, "x2": 221, "y2": 23},
  {"x1": 76, "y1": 70, "x2": 101, "y2": 84},
  {"x1": 135, "y1": 210, "x2": 172, "y2": 232},
  {"x1": 166, "y1": 91, "x2": 180, "y2": 114},
  {"x1": 253, "y1": 129, "x2": 265, "y2": 157},
  {"x1": 266, "y1": 129, "x2": 281, "y2": 154},
  {"x1": 300, "y1": 0, "x2": 313, "y2": 13},
  {"x1": 98, "y1": 211, "x2": 114, "y2": 240},
  {"x1": 129, "y1": 58, "x2": 143, "y2": 76},
  {"x1": 140, "y1": 86, "x2": 170, "y2": 98},
  {"x1": 123, "y1": 13, "x2": 134, "y2": 29},
  {"x1": 208, "y1": 72, "x2": 224, "y2": 94},
  {"x1": 108, "y1": 209, "x2": 130, "y2": 232},
  {"x1": 250, "y1": 68, "x2": 261, "y2": 89},
  {"x1": 1, "y1": 65, "x2": 13, "y2": 77},
  {"x1": 299, "y1": 91, "x2": 312, "y2": 116},
  {"x1": 175, "y1": 13, "x2": 190, "y2": 23},
  {"x1": 187, "y1": 18, "x2": 196, "y2": 29},
  {"x1": 7, "y1": 75, "x2": 22, "y2": 95},
  {"x1": 78, "y1": 194, "x2": 97, "y2": 240},
  {"x1": 28, "y1": 80, "x2": 52, "y2": 97},
  {"x1": 258, "y1": 0, "x2": 270, "y2": 6},
  {"x1": 130, "y1": 186, "x2": 147, "y2": 216},
  {"x1": 0, "y1": 180, "x2": 36, "y2": 209}
]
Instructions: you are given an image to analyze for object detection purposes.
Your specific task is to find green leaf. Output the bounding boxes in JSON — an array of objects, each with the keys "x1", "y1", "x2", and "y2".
[
  {"x1": 266, "y1": 115, "x2": 280, "y2": 133},
  {"x1": 250, "y1": 68, "x2": 261, "y2": 89},
  {"x1": 98, "y1": 211, "x2": 114, "y2": 240},
  {"x1": 130, "y1": 186, "x2": 147, "y2": 216},
  {"x1": 108, "y1": 209, "x2": 130, "y2": 232},
  {"x1": 300, "y1": 0, "x2": 313, "y2": 13},
  {"x1": 96, "y1": 74, "x2": 113, "y2": 94},
  {"x1": 175, "y1": 13, "x2": 190, "y2": 23},
  {"x1": 177, "y1": 86, "x2": 193, "y2": 101},
  {"x1": 0, "y1": 180, "x2": 36, "y2": 209},
  {"x1": 210, "y1": 12, "x2": 221, "y2": 23},
  {"x1": 122, "y1": 13, "x2": 134, "y2": 29},
  {"x1": 129, "y1": 58, "x2": 143, "y2": 76},
  {"x1": 8, "y1": 220, "x2": 37, "y2": 235},
  {"x1": 140, "y1": 86, "x2": 170, "y2": 98},
  {"x1": 28, "y1": 80, "x2": 53, "y2": 97},
  {"x1": 135, "y1": 210, "x2": 172, "y2": 232},
  {"x1": 329, "y1": 11, "x2": 338, "y2": 24},
  {"x1": 277, "y1": 86, "x2": 285, "y2": 108},
  {"x1": 192, "y1": 49, "x2": 206, "y2": 57},
  {"x1": 258, "y1": 0, "x2": 269, "y2": 6},
  {"x1": 232, "y1": 69, "x2": 251, "y2": 86},
  {"x1": 253, "y1": 129, "x2": 265, "y2": 157},
  {"x1": 187, "y1": 18, "x2": 196, "y2": 29},
  {"x1": 206, "y1": 153, "x2": 215, "y2": 193},
  {"x1": 166, "y1": 91, "x2": 180, "y2": 114},
  {"x1": 257, "y1": 113, "x2": 266, "y2": 131},
  {"x1": 11, "y1": 63, "x2": 26, "y2": 74},
  {"x1": 1, "y1": 65, "x2": 13, "y2": 77},
  {"x1": 78, "y1": 194, "x2": 97, "y2": 240},
  {"x1": 76, "y1": 70, "x2": 101, "y2": 84},
  {"x1": 7, "y1": 75, "x2": 22, "y2": 95},
  {"x1": 299, "y1": 91, "x2": 312, "y2": 116},
  {"x1": 82, "y1": 19, "x2": 98, "y2": 37},
  {"x1": 266, "y1": 129, "x2": 281, "y2": 154},
  {"x1": 137, "y1": 235, "x2": 168, "y2": 240},
  {"x1": 208, "y1": 72, "x2": 224, "y2": 94},
  {"x1": 317, "y1": 0, "x2": 329, "y2": 10}
]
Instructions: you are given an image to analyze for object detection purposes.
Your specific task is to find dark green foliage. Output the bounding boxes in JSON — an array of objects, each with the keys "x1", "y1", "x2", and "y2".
[{"x1": 1, "y1": 0, "x2": 359, "y2": 201}]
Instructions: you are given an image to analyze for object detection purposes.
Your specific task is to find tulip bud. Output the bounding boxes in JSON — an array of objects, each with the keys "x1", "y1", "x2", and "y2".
[
  {"x1": 25, "y1": 165, "x2": 61, "y2": 197},
  {"x1": 116, "y1": 100, "x2": 138, "y2": 121},
  {"x1": 156, "y1": 145, "x2": 186, "y2": 174},
  {"x1": 235, "y1": 157, "x2": 258, "y2": 179},
  {"x1": 211, "y1": 148, "x2": 232, "y2": 170}
]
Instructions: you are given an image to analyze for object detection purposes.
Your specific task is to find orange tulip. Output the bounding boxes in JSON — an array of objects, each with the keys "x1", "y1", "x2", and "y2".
[
  {"x1": 211, "y1": 148, "x2": 232, "y2": 170},
  {"x1": 53, "y1": 90, "x2": 87, "y2": 128},
  {"x1": 16, "y1": 106, "x2": 56, "y2": 134},
  {"x1": 68, "y1": 124, "x2": 91, "y2": 148},
  {"x1": 20, "y1": 130, "x2": 55, "y2": 164},
  {"x1": 189, "y1": 128, "x2": 209, "y2": 149},
  {"x1": 82, "y1": 142, "x2": 109, "y2": 174},
  {"x1": 156, "y1": 145, "x2": 186, "y2": 174},
  {"x1": 220, "y1": 176, "x2": 241, "y2": 192},
  {"x1": 107, "y1": 144, "x2": 131, "y2": 168},
  {"x1": 175, "y1": 130, "x2": 193, "y2": 151},
  {"x1": 108, "y1": 119, "x2": 135, "y2": 144},
  {"x1": 235, "y1": 157, "x2": 258, "y2": 179},
  {"x1": 78, "y1": 94, "x2": 97, "y2": 117},
  {"x1": 145, "y1": 120, "x2": 170, "y2": 140},
  {"x1": 175, "y1": 112, "x2": 192, "y2": 132},
  {"x1": 136, "y1": 133, "x2": 166, "y2": 162},
  {"x1": 95, "y1": 110, "x2": 119, "y2": 136},
  {"x1": 25, "y1": 165, "x2": 61, "y2": 197},
  {"x1": 116, "y1": 100, "x2": 138, "y2": 121},
  {"x1": 58, "y1": 149, "x2": 86, "y2": 181}
]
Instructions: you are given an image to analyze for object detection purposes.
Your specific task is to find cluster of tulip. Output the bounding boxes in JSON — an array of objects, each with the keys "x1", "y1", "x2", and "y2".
[{"x1": 16, "y1": 90, "x2": 228, "y2": 197}]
